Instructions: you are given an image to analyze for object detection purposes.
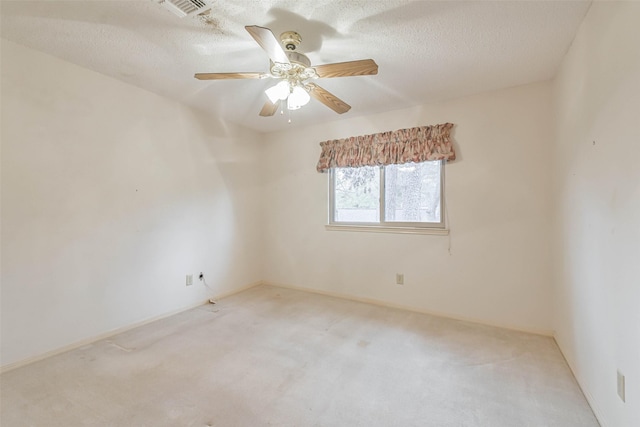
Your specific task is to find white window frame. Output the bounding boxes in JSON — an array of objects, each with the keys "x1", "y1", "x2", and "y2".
[{"x1": 326, "y1": 161, "x2": 448, "y2": 235}]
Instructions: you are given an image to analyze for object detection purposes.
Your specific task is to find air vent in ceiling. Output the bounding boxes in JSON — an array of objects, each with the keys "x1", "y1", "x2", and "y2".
[{"x1": 155, "y1": 0, "x2": 213, "y2": 18}]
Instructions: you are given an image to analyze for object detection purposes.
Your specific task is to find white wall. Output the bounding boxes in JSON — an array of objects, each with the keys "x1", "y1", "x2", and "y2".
[
  {"x1": 262, "y1": 81, "x2": 554, "y2": 334},
  {"x1": 0, "y1": 39, "x2": 264, "y2": 368},
  {"x1": 552, "y1": 2, "x2": 640, "y2": 426}
]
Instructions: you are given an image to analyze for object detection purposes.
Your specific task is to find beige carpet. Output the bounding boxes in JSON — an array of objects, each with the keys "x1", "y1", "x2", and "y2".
[{"x1": 1, "y1": 285, "x2": 599, "y2": 426}]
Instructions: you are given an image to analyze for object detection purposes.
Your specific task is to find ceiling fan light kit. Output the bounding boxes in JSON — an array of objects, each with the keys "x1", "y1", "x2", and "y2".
[
  {"x1": 195, "y1": 25, "x2": 378, "y2": 118},
  {"x1": 265, "y1": 81, "x2": 290, "y2": 104},
  {"x1": 287, "y1": 85, "x2": 311, "y2": 110}
]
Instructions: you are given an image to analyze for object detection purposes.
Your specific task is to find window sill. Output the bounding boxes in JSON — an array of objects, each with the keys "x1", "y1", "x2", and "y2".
[{"x1": 325, "y1": 224, "x2": 449, "y2": 235}]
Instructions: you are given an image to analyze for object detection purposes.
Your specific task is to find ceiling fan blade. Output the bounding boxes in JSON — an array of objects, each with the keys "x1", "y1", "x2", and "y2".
[
  {"x1": 307, "y1": 83, "x2": 351, "y2": 114},
  {"x1": 194, "y1": 72, "x2": 264, "y2": 80},
  {"x1": 313, "y1": 59, "x2": 378, "y2": 78},
  {"x1": 259, "y1": 99, "x2": 281, "y2": 117},
  {"x1": 245, "y1": 25, "x2": 290, "y2": 65}
]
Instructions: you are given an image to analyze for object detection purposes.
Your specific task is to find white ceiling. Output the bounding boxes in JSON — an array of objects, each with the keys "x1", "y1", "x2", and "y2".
[{"x1": 0, "y1": 0, "x2": 591, "y2": 133}]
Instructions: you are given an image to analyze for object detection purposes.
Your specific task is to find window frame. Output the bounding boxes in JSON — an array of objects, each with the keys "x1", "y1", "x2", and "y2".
[{"x1": 327, "y1": 161, "x2": 447, "y2": 233}]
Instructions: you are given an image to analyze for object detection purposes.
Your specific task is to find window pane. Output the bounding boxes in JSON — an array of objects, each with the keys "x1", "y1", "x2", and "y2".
[
  {"x1": 334, "y1": 166, "x2": 380, "y2": 223},
  {"x1": 384, "y1": 161, "x2": 441, "y2": 223}
]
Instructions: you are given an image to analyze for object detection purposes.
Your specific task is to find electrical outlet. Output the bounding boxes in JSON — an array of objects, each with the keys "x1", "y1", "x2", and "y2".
[
  {"x1": 186, "y1": 274, "x2": 193, "y2": 287},
  {"x1": 617, "y1": 370, "x2": 626, "y2": 402},
  {"x1": 396, "y1": 273, "x2": 404, "y2": 285}
]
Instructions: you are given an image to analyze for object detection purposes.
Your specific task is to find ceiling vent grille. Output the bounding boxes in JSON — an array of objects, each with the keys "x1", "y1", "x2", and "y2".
[{"x1": 155, "y1": 0, "x2": 213, "y2": 18}]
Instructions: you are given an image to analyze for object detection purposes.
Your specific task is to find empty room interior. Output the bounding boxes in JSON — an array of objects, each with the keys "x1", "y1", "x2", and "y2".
[{"x1": 1, "y1": 1, "x2": 638, "y2": 426}]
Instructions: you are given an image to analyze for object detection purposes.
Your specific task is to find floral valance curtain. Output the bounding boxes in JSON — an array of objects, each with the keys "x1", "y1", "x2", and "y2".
[{"x1": 316, "y1": 123, "x2": 456, "y2": 173}]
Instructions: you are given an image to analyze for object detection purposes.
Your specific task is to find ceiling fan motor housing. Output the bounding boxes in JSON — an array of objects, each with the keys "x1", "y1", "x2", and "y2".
[
  {"x1": 270, "y1": 55, "x2": 315, "y2": 81},
  {"x1": 269, "y1": 31, "x2": 315, "y2": 81},
  {"x1": 280, "y1": 31, "x2": 302, "y2": 51},
  {"x1": 286, "y1": 51, "x2": 311, "y2": 67}
]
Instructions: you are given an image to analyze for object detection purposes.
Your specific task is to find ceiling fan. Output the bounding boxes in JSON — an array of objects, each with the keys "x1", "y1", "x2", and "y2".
[{"x1": 195, "y1": 25, "x2": 378, "y2": 117}]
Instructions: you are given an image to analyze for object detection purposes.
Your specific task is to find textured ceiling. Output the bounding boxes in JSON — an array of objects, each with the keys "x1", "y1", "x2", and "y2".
[{"x1": 0, "y1": 0, "x2": 591, "y2": 133}]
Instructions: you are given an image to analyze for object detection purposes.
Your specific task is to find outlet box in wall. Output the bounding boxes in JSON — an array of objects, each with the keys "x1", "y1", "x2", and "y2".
[{"x1": 186, "y1": 274, "x2": 193, "y2": 287}]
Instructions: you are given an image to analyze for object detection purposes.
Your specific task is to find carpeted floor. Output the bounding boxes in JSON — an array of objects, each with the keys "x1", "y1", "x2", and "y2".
[{"x1": 1, "y1": 285, "x2": 599, "y2": 426}]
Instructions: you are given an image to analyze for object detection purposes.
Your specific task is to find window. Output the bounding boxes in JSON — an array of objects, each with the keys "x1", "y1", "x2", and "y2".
[{"x1": 329, "y1": 160, "x2": 444, "y2": 230}]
